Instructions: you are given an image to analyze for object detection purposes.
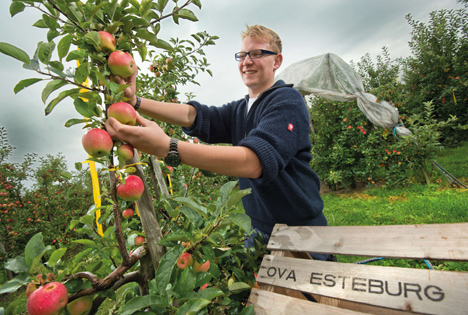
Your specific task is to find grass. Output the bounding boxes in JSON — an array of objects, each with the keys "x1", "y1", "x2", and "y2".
[{"x1": 321, "y1": 142, "x2": 468, "y2": 271}]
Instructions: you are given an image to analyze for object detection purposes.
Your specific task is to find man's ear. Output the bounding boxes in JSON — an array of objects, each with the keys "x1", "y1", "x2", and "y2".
[{"x1": 273, "y1": 53, "x2": 283, "y2": 71}]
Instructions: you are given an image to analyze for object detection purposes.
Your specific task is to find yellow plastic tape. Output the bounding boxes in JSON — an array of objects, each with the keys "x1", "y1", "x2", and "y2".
[
  {"x1": 78, "y1": 56, "x2": 104, "y2": 236},
  {"x1": 452, "y1": 89, "x2": 457, "y2": 105}
]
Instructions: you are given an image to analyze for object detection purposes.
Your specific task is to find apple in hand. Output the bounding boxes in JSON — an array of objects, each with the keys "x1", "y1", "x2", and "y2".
[
  {"x1": 108, "y1": 50, "x2": 136, "y2": 78},
  {"x1": 117, "y1": 143, "x2": 135, "y2": 161},
  {"x1": 66, "y1": 295, "x2": 93, "y2": 315},
  {"x1": 177, "y1": 252, "x2": 193, "y2": 270},
  {"x1": 116, "y1": 175, "x2": 144, "y2": 202},
  {"x1": 82, "y1": 128, "x2": 113, "y2": 158},
  {"x1": 26, "y1": 282, "x2": 68, "y2": 315},
  {"x1": 108, "y1": 102, "x2": 137, "y2": 126},
  {"x1": 98, "y1": 31, "x2": 116, "y2": 53},
  {"x1": 122, "y1": 208, "x2": 134, "y2": 219},
  {"x1": 193, "y1": 259, "x2": 211, "y2": 273},
  {"x1": 135, "y1": 236, "x2": 145, "y2": 245}
]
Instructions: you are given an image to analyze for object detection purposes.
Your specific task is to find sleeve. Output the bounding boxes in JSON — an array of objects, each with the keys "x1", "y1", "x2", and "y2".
[
  {"x1": 182, "y1": 100, "x2": 236, "y2": 144},
  {"x1": 238, "y1": 88, "x2": 311, "y2": 183}
]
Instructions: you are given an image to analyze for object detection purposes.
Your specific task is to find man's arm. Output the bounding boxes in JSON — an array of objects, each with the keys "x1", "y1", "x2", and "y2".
[
  {"x1": 105, "y1": 115, "x2": 263, "y2": 179},
  {"x1": 113, "y1": 69, "x2": 196, "y2": 127}
]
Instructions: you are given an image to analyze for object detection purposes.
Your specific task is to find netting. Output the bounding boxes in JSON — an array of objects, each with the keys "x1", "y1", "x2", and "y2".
[{"x1": 275, "y1": 52, "x2": 410, "y2": 134}]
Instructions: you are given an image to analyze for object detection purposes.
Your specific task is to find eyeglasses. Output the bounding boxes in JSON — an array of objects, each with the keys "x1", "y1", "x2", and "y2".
[{"x1": 234, "y1": 49, "x2": 278, "y2": 61}]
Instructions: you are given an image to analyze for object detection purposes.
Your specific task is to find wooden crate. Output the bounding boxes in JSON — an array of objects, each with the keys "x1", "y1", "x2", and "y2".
[{"x1": 247, "y1": 223, "x2": 468, "y2": 314}]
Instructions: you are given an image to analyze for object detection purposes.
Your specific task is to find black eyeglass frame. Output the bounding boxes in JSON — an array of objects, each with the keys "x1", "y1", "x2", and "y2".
[{"x1": 234, "y1": 49, "x2": 278, "y2": 61}]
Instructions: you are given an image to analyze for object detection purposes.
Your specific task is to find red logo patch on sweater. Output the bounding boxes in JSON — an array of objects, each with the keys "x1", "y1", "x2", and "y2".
[{"x1": 288, "y1": 123, "x2": 294, "y2": 132}]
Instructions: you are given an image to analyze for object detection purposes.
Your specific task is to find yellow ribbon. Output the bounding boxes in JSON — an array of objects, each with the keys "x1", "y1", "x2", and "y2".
[{"x1": 452, "y1": 89, "x2": 457, "y2": 105}]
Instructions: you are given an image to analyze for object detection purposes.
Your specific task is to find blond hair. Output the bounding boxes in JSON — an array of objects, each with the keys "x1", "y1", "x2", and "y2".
[{"x1": 241, "y1": 25, "x2": 282, "y2": 54}]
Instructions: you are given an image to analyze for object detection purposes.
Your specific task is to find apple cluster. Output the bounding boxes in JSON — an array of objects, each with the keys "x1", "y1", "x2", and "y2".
[{"x1": 80, "y1": 31, "x2": 146, "y2": 207}]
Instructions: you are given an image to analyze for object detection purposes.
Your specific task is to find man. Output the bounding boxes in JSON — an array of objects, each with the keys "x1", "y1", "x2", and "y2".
[{"x1": 106, "y1": 25, "x2": 329, "y2": 259}]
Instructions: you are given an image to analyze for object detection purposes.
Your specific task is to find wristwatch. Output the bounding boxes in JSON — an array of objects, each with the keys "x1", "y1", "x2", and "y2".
[{"x1": 165, "y1": 138, "x2": 181, "y2": 167}]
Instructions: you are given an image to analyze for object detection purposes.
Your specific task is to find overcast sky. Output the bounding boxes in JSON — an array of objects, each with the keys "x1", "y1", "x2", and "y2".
[{"x1": 0, "y1": 0, "x2": 464, "y2": 173}]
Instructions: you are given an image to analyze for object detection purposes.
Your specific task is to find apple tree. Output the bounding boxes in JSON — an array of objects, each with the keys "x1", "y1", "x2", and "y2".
[{"x1": 0, "y1": 1, "x2": 263, "y2": 314}]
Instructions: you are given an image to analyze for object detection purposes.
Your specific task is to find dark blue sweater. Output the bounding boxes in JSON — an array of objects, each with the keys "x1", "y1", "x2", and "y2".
[{"x1": 183, "y1": 80, "x2": 327, "y2": 235}]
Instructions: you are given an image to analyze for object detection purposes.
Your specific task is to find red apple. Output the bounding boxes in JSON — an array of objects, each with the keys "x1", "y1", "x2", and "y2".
[
  {"x1": 177, "y1": 252, "x2": 193, "y2": 270},
  {"x1": 66, "y1": 295, "x2": 93, "y2": 315},
  {"x1": 122, "y1": 208, "x2": 134, "y2": 219},
  {"x1": 26, "y1": 282, "x2": 68, "y2": 315},
  {"x1": 82, "y1": 129, "x2": 113, "y2": 158},
  {"x1": 98, "y1": 31, "x2": 116, "y2": 53},
  {"x1": 107, "y1": 102, "x2": 137, "y2": 126},
  {"x1": 193, "y1": 259, "x2": 210, "y2": 273},
  {"x1": 117, "y1": 143, "x2": 135, "y2": 161},
  {"x1": 135, "y1": 236, "x2": 145, "y2": 245},
  {"x1": 116, "y1": 175, "x2": 144, "y2": 202},
  {"x1": 108, "y1": 51, "x2": 136, "y2": 78}
]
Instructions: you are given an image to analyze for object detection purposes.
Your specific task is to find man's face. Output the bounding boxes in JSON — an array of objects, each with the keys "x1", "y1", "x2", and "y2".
[{"x1": 238, "y1": 36, "x2": 282, "y2": 98}]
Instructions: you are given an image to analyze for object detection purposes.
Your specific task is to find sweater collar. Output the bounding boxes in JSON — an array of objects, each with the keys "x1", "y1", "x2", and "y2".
[{"x1": 244, "y1": 80, "x2": 293, "y2": 103}]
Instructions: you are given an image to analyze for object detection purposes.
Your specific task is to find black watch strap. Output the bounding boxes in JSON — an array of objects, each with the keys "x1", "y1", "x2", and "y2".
[{"x1": 165, "y1": 138, "x2": 181, "y2": 167}]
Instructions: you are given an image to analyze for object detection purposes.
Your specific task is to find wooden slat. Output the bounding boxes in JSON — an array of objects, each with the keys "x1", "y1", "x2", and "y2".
[
  {"x1": 247, "y1": 288, "x2": 368, "y2": 315},
  {"x1": 257, "y1": 255, "x2": 468, "y2": 315},
  {"x1": 267, "y1": 223, "x2": 468, "y2": 260}
]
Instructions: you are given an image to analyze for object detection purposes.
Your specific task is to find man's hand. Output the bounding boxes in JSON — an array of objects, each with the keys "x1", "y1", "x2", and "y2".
[
  {"x1": 105, "y1": 114, "x2": 171, "y2": 157},
  {"x1": 112, "y1": 68, "x2": 138, "y2": 106}
]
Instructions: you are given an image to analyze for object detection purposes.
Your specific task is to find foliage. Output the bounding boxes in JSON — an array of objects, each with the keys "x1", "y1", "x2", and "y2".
[
  {"x1": 401, "y1": 9, "x2": 468, "y2": 145},
  {"x1": 0, "y1": 1, "x2": 264, "y2": 314}
]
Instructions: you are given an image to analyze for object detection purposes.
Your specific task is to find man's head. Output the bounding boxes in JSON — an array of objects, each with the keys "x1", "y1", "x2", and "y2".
[{"x1": 238, "y1": 25, "x2": 283, "y2": 98}]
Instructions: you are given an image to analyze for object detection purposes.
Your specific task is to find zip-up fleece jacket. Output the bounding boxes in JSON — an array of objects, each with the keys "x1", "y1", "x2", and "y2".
[{"x1": 183, "y1": 80, "x2": 327, "y2": 235}]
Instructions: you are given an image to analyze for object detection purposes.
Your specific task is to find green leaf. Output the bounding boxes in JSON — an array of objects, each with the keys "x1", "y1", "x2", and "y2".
[
  {"x1": 227, "y1": 213, "x2": 251, "y2": 233},
  {"x1": 0, "y1": 42, "x2": 30, "y2": 64},
  {"x1": 32, "y1": 19, "x2": 47, "y2": 28},
  {"x1": 4, "y1": 256, "x2": 29, "y2": 274},
  {"x1": 178, "y1": 206, "x2": 204, "y2": 227},
  {"x1": 60, "y1": 171, "x2": 72, "y2": 180},
  {"x1": 227, "y1": 188, "x2": 251, "y2": 209},
  {"x1": 174, "y1": 298, "x2": 210, "y2": 315},
  {"x1": 0, "y1": 281, "x2": 23, "y2": 295},
  {"x1": 228, "y1": 282, "x2": 251, "y2": 294},
  {"x1": 74, "y1": 98, "x2": 95, "y2": 118},
  {"x1": 65, "y1": 118, "x2": 89, "y2": 128},
  {"x1": 66, "y1": 49, "x2": 88, "y2": 62},
  {"x1": 158, "y1": 232, "x2": 187, "y2": 246},
  {"x1": 157, "y1": 0, "x2": 169, "y2": 12},
  {"x1": 173, "y1": 267, "x2": 196, "y2": 298},
  {"x1": 155, "y1": 246, "x2": 184, "y2": 293},
  {"x1": 177, "y1": 9, "x2": 198, "y2": 22},
  {"x1": 121, "y1": 295, "x2": 168, "y2": 315},
  {"x1": 14, "y1": 78, "x2": 42, "y2": 94},
  {"x1": 10, "y1": 1, "x2": 25, "y2": 17},
  {"x1": 48, "y1": 248, "x2": 67, "y2": 267},
  {"x1": 84, "y1": 31, "x2": 100, "y2": 50},
  {"x1": 239, "y1": 305, "x2": 255, "y2": 315},
  {"x1": 72, "y1": 239, "x2": 99, "y2": 248},
  {"x1": 24, "y1": 233, "x2": 45, "y2": 267},
  {"x1": 45, "y1": 88, "x2": 79, "y2": 115},
  {"x1": 198, "y1": 287, "x2": 223, "y2": 301},
  {"x1": 152, "y1": 38, "x2": 173, "y2": 51},
  {"x1": 38, "y1": 41, "x2": 55, "y2": 64},
  {"x1": 42, "y1": 79, "x2": 68, "y2": 103},
  {"x1": 57, "y1": 34, "x2": 74, "y2": 60}
]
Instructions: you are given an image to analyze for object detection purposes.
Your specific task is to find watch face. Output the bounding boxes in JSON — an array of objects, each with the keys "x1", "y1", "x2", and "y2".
[{"x1": 165, "y1": 153, "x2": 181, "y2": 167}]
